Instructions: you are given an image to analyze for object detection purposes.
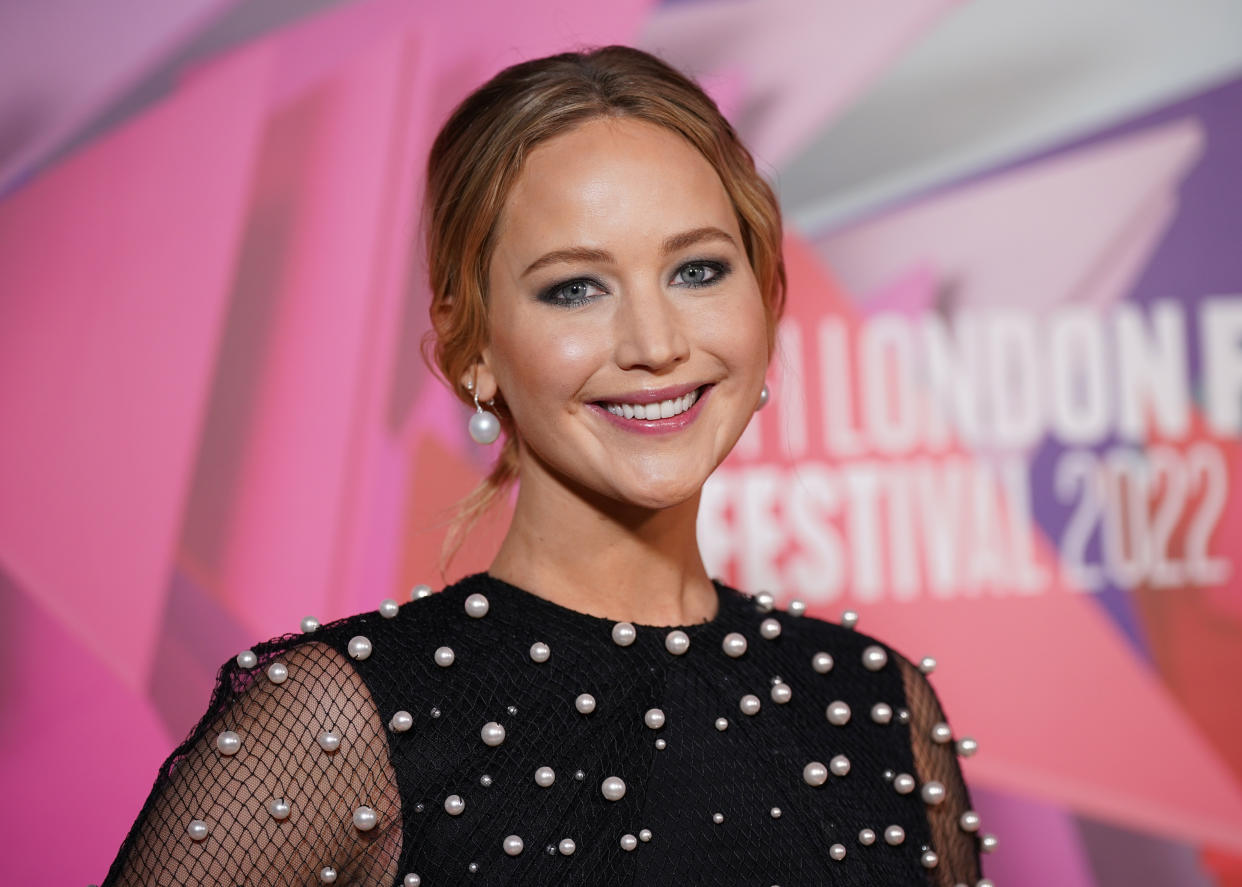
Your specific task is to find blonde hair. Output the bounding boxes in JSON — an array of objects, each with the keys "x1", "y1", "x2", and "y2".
[{"x1": 422, "y1": 45, "x2": 786, "y2": 569}]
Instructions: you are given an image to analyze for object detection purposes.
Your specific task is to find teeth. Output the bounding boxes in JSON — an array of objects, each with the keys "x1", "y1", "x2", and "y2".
[{"x1": 604, "y1": 388, "x2": 700, "y2": 420}]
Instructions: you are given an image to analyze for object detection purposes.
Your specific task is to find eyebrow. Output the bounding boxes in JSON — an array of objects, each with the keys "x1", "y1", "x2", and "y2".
[{"x1": 520, "y1": 226, "x2": 738, "y2": 278}]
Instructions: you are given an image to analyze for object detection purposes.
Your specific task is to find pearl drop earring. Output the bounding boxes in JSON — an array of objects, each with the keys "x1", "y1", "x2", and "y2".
[
  {"x1": 756, "y1": 383, "x2": 770, "y2": 410},
  {"x1": 465, "y1": 376, "x2": 501, "y2": 445}
]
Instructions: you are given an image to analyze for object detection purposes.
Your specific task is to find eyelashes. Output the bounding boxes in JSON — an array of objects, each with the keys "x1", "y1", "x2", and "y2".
[{"x1": 538, "y1": 259, "x2": 733, "y2": 309}]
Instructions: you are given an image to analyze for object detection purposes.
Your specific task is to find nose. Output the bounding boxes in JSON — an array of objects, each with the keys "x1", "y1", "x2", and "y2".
[{"x1": 612, "y1": 283, "x2": 690, "y2": 373}]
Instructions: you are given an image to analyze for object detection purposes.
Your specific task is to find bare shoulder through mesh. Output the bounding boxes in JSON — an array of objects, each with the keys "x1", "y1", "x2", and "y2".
[
  {"x1": 104, "y1": 641, "x2": 401, "y2": 886},
  {"x1": 894, "y1": 651, "x2": 982, "y2": 886}
]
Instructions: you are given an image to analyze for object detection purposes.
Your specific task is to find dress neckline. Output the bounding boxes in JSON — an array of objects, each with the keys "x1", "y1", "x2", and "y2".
[{"x1": 464, "y1": 571, "x2": 751, "y2": 636}]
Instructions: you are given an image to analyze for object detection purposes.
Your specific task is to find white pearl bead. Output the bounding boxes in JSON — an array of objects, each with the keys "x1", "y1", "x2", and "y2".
[
  {"x1": 644, "y1": 708, "x2": 665, "y2": 729},
  {"x1": 317, "y1": 730, "x2": 341, "y2": 752},
  {"x1": 921, "y1": 780, "x2": 946, "y2": 805},
  {"x1": 759, "y1": 617, "x2": 781, "y2": 640},
  {"x1": 770, "y1": 682, "x2": 792, "y2": 704},
  {"x1": 655, "y1": 738, "x2": 666, "y2": 750},
  {"x1": 319, "y1": 866, "x2": 337, "y2": 883},
  {"x1": 789, "y1": 599, "x2": 806, "y2": 617},
  {"x1": 959, "y1": 810, "x2": 981, "y2": 832},
  {"x1": 267, "y1": 662, "x2": 289, "y2": 684},
  {"x1": 611, "y1": 621, "x2": 636, "y2": 646},
  {"x1": 469, "y1": 409, "x2": 501, "y2": 444},
  {"x1": 812, "y1": 651, "x2": 833, "y2": 673},
  {"x1": 216, "y1": 730, "x2": 241, "y2": 756},
  {"x1": 829, "y1": 754, "x2": 850, "y2": 776},
  {"x1": 300, "y1": 616, "x2": 320, "y2": 633},
  {"x1": 871, "y1": 702, "x2": 893, "y2": 724},
  {"x1": 921, "y1": 850, "x2": 940, "y2": 868},
  {"x1": 861, "y1": 644, "x2": 888, "y2": 671},
  {"x1": 722, "y1": 632, "x2": 748, "y2": 657},
  {"x1": 739, "y1": 694, "x2": 761, "y2": 716},
  {"x1": 558, "y1": 838, "x2": 576, "y2": 856},
  {"x1": 601, "y1": 776, "x2": 626, "y2": 801},
  {"x1": 236, "y1": 650, "x2": 257, "y2": 669},
  {"x1": 919, "y1": 655, "x2": 937, "y2": 674},
  {"x1": 715, "y1": 716, "x2": 729, "y2": 731},
  {"x1": 712, "y1": 812, "x2": 724, "y2": 824},
  {"x1": 378, "y1": 598, "x2": 400, "y2": 619},
  {"x1": 825, "y1": 700, "x2": 851, "y2": 726},
  {"x1": 769, "y1": 806, "x2": 781, "y2": 818},
  {"x1": 481, "y1": 721, "x2": 506, "y2": 746},
  {"x1": 755, "y1": 591, "x2": 775, "y2": 612},
  {"x1": 503, "y1": 834, "x2": 524, "y2": 856},
  {"x1": 529, "y1": 641, "x2": 550, "y2": 663},
  {"x1": 535, "y1": 766, "x2": 555, "y2": 787},
  {"x1": 957, "y1": 736, "x2": 979, "y2": 757},
  {"x1": 464, "y1": 593, "x2": 489, "y2": 618},
  {"x1": 841, "y1": 609, "x2": 859, "y2": 629},
  {"x1": 858, "y1": 828, "x2": 876, "y2": 845},
  {"x1": 931, "y1": 722, "x2": 953, "y2": 743},
  {"x1": 389, "y1": 710, "x2": 413, "y2": 733},
  {"x1": 802, "y1": 761, "x2": 828, "y2": 787},
  {"x1": 410, "y1": 584, "x2": 432, "y2": 600},
  {"x1": 187, "y1": 819, "x2": 209, "y2": 841},
  {"x1": 893, "y1": 773, "x2": 915, "y2": 794},
  {"x1": 403, "y1": 875, "x2": 421, "y2": 887},
  {"x1": 896, "y1": 708, "x2": 911, "y2": 724},
  {"x1": 575, "y1": 693, "x2": 596, "y2": 714},
  {"x1": 829, "y1": 843, "x2": 846, "y2": 861},
  {"x1": 620, "y1": 833, "x2": 638, "y2": 851},
  {"x1": 884, "y1": 824, "x2": 905, "y2": 845},
  {"x1": 352, "y1": 805, "x2": 378, "y2": 831},
  {"x1": 435, "y1": 646, "x2": 455, "y2": 667},
  {"x1": 665, "y1": 630, "x2": 690, "y2": 655},
  {"x1": 269, "y1": 798, "x2": 291, "y2": 820},
  {"x1": 444, "y1": 794, "x2": 465, "y2": 816},
  {"x1": 981, "y1": 833, "x2": 999, "y2": 853},
  {"x1": 638, "y1": 828, "x2": 652, "y2": 842},
  {"x1": 479, "y1": 774, "x2": 492, "y2": 787},
  {"x1": 347, "y1": 636, "x2": 372, "y2": 661}
]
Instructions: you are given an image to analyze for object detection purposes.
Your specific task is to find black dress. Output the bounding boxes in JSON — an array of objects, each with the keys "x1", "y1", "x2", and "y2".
[{"x1": 103, "y1": 573, "x2": 984, "y2": 886}]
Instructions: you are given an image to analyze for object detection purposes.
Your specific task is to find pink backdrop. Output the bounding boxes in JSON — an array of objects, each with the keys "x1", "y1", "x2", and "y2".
[{"x1": 2, "y1": 2, "x2": 1240, "y2": 884}]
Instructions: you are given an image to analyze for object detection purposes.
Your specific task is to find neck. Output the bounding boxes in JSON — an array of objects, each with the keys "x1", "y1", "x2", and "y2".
[{"x1": 488, "y1": 454, "x2": 718, "y2": 627}]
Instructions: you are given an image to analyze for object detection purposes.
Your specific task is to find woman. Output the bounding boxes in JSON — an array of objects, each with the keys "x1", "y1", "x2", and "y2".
[{"x1": 103, "y1": 46, "x2": 988, "y2": 886}]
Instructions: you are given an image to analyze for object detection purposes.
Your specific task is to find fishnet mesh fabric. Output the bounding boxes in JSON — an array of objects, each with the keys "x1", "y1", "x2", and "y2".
[
  {"x1": 104, "y1": 575, "x2": 983, "y2": 886},
  {"x1": 897, "y1": 654, "x2": 982, "y2": 886},
  {"x1": 104, "y1": 642, "x2": 400, "y2": 886}
]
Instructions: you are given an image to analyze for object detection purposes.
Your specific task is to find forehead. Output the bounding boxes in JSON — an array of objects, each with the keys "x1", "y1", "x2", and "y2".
[{"x1": 494, "y1": 117, "x2": 739, "y2": 261}]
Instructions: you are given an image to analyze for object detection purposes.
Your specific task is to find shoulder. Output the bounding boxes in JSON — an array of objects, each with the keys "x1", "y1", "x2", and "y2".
[{"x1": 720, "y1": 582, "x2": 910, "y2": 668}]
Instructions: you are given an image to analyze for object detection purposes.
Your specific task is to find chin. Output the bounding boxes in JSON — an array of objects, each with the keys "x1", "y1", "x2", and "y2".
[{"x1": 611, "y1": 475, "x2": 706, "y2": 511}]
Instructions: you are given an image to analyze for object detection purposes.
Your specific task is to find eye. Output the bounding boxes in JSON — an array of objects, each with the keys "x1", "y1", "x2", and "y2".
[
  {"x1": 671, "y1": 260, "x2": 729, "y2": 288},
  {"x1": 540, "y1": 277, "x2": 607, "y2": 307}
]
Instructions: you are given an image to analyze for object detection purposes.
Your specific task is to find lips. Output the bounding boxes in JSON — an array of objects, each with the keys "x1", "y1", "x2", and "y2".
[{"x1": 589, "y1": 384, "x2": 713, "y2": 434}]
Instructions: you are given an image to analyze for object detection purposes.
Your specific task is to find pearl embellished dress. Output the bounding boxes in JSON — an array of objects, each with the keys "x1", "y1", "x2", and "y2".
[{"x1": 102, "y1": 573, "x2": 984, "y2": 886}]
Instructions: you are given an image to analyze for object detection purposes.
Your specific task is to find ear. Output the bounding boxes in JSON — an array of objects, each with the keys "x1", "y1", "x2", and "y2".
[{"x1": 460, "y1": 351, "x2": 499, "y2": 404}]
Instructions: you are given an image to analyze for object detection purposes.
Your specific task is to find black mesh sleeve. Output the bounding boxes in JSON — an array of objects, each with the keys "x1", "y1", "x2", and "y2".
[
  {"x1": 895, "y1": 652, "x2": 984, "y2": 887},
  {"x1": 102, "y1": 640, "x2": 402, "y2": 886}
]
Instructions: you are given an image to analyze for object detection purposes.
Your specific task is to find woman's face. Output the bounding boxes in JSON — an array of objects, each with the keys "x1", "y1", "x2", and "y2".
[{"x1": 478, "y1": 116, "x2": 769, "y2": 510}]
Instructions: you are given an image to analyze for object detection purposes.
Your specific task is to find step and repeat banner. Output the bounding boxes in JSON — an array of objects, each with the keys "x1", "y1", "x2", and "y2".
[{"x1": 1, "y1": 1, "x2": 1239, "y2": 884}]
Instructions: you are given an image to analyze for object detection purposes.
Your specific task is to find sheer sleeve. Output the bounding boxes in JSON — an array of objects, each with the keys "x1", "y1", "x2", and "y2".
[
  {"x1": 103, "y1": 640, "x2": 401, "y2": 886},
  {"x1": 895, "y1": 652, "x2": 985, "y2": 887}
]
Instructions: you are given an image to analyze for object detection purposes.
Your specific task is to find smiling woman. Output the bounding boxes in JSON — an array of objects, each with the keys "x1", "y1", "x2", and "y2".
[{"x1": 102, "y1": 46, "x2": 985, "y2": 887}]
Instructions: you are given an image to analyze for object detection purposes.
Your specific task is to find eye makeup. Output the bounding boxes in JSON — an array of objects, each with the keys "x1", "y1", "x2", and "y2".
[{"x1": 535, "y1": 257, "x2": 734, "y2": 309}]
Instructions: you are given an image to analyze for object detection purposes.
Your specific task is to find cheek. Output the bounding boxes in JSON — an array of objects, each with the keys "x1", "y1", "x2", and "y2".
[
  {"x1": 492, "y1": 312, "x2": 604, "y2": 409},
  {"x1": 699, "y1": 285, "x2": 770, "y2": 373}
]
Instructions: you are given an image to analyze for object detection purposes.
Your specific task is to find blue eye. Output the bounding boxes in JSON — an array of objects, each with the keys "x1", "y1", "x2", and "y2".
[
  {"x1": 671, "y1": 260, "x2": 729, "y2": 288},
  {"x1": 540, "y1": 278, "x2": 606, "y2": 307}
]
